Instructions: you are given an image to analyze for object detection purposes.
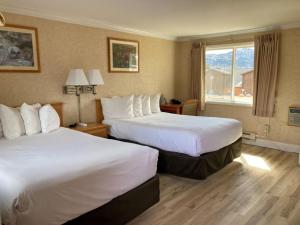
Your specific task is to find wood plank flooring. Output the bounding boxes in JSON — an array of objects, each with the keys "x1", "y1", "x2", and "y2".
[{"x1": 128, "y1": 144, "x2": 300, "y2": 225}]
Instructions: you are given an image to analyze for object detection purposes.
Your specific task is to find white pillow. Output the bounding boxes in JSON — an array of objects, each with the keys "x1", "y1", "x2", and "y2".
[
  {"x1": 20, "y1": 103, "x2": 42, "y2": 136},
  {"x1": 39, "y1": 104, "x2": 60, "y2": 133},
  {"x1": 150, "y1": 93, "x2": 161, "y2": 113},
  {"x1": 141, "y1": 95, "x2": 152, "y2": 115},
  {"x1": 0, "y1": 104, "x2": 26, "y2": 139},
  {"x1": 133, "y1": 95, "x2": 143, "y2": 117},
  {"x1": 101, "y1": 95, "x2": 134, "y2": 120}
]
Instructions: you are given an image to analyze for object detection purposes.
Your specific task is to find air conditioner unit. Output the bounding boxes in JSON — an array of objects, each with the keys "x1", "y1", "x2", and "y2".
[{"x1": 288, "y1": 105, "x2": 300, "y2": 127}]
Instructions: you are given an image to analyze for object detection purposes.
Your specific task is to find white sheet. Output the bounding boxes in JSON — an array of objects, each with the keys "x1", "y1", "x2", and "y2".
[
  {"x1": 103, "y1": 112, "x2": 242, "y2": 157},
  {"x1": 0, "y1": 128, "x2": 158, "y2": 225}
]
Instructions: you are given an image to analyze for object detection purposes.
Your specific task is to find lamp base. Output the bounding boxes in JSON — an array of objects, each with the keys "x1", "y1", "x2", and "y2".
[{"x1": 77, "y1": 122, "x2": 88, "y2": 127}]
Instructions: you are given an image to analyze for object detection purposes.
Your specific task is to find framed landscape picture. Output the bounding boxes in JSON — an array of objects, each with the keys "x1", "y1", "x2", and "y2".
[
  {"x1": 108, "y1": 37, "x2": 139, "y2": 73},
  {"x1": 0, "y1": 24, "x2": 40, "y2": 72}
]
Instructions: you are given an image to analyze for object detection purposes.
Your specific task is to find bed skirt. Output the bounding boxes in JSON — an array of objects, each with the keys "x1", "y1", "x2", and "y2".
[
  {"x1": 64, "y1": 175, "x2": 159, "y2": 225},
  {"x1": 158, "y1": 138, "x2": 242, "y2": 179},
  {"x1": 109, "y1": 137, "x2": 242, "y2": 180}
]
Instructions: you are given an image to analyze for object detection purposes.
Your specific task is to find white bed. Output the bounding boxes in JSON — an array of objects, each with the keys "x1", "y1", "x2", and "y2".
[
  {"x1": 0, "y1": 128, "x2": 158, "y2": 225},
  {"x1": 103, "y1": 112, "x2": 242, "y2": 157}
]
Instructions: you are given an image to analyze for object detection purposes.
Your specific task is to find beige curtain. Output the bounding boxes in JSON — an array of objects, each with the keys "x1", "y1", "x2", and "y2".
[
  {"x1": 191, "y1": 42, "x2": 206, "y2": 111},
  {"x1": 253, "y1": 33, "x2": 280, "y2": 117}
]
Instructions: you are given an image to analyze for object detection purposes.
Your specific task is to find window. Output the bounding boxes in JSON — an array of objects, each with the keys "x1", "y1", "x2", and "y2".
[{"x1": 205, "y1": 43, "x2": 254, "y2": 105}]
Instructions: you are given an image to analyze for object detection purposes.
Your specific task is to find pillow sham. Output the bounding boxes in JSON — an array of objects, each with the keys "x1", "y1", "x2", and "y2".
[
  {"x1": 39, "y1": 104, "x2": 60, "y2": 133},
  {"x1": 141, "y1": 95, "x2": 152, "y2": 115},
  {"x1": 0, "y1": 104, "x2": 26, "y2": 139},
  {"x1": 101, "y1": 95, "x2": 134, "y2": 120},
  {"x1": 20, "y1": 103, "x2": 42, "y2": 136},
  {"x1": 133, "y1": 95, "x2": 143, "y2": 117},
  {"x1": 150, "y1": 93, "x2": 161, "y2": 113}
]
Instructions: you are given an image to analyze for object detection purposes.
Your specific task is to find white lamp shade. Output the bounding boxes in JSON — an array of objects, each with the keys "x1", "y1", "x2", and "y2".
[
  {"x1": 65, "y1": 69, "x2": 89, "y2": 86},
  {"x1": 87, "y1": 69, "x2": 104, "y2": 85}
]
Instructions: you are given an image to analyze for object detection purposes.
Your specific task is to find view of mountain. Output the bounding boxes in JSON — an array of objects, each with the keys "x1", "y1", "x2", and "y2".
[
  {"x1": 205, "y1": 47, "x2": 254, "y2": 86},
  {"x1": 206, "y1": 47, "x2": 254, "y2": 69}
]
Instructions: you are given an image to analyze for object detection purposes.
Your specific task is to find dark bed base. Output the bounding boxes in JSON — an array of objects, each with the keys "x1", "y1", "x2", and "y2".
[
  {"x1": 158, "y1": 138, "x2": 242, "y2": 179},
  {"x1": 64, "y1": 175, "x2": 159, "y2": 225},
  {"x1": 109, "y1": 137, "x2": 242, "y2": 180}
]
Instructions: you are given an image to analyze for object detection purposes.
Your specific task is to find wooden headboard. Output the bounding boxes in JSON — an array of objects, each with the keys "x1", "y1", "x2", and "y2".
[
  {"x1": 95, "y1": 99, "x2": 104, "y2": 123},
  {"x1": 50, "y1": 102, "x2": 64, "y2": 126}
]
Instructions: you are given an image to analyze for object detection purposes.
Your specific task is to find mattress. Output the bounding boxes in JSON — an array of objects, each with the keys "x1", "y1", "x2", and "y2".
[
  {"x1": 103, "y1": 112, "x2": 242, "y2": 157},
  {"x1": 0, "y1": 128, "x2": 158, "y2": 225}
]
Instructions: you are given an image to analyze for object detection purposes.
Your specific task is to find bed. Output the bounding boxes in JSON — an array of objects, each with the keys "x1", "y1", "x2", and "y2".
[
  {"x1": 96, "y1": 99, "x2": 242, "y2": 180},
  {"x1": 0, "y1": 103, "x2": 159, "y2": 225}
]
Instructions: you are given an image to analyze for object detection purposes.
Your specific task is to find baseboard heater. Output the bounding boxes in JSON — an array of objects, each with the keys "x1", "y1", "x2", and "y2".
[{"x1": 242, "y1": 132, "x2": 256, "y2": 140}]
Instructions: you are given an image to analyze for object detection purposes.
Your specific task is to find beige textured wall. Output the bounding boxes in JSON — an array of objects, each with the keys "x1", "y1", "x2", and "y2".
[
  {"x1": 0, "y1": 12, "x2": 177, "y2": 125},
  {"x1": 175, "y1": 41, "x2": 192, "y2": 101},
  {"x1": 176, "y1": 29, "x2": 300, "y2": 145},
  {"x1": 2, "y1": 12, "x2": 299, "y2": 145}
]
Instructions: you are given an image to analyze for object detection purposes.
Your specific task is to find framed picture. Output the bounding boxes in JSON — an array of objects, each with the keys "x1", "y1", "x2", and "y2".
[
  {"x1": 0, "y1": 24, "x2": 40, "y2": 72},
  {"x1": 108, "y1": 37, "x2": 139, "y2": 73}
]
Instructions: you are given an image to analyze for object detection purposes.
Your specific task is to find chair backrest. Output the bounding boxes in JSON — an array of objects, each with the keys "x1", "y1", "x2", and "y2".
[{"x1": 182, "y1": 99, "x2": 199, "y2": 116}]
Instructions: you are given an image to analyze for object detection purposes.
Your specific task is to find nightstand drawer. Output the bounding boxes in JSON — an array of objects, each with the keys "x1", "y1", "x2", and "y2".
[
  {"x1": 160, "y1": 104, "x2": 183, "y2": 114},
  {"x1": 69, "y1": 123, "x2": 108, "y2": 138},
  {"x1": 86, "y1": 129, "x2": 107, "y2": 138}
]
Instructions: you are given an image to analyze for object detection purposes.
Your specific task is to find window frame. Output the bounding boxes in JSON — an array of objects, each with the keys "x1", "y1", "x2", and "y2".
[{"x1": 205, "y1": 42, "x2": 254, "y2": 106}]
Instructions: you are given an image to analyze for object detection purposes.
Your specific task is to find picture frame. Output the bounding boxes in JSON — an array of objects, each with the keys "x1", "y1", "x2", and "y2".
[
  {"x1": 108, "y1": 37, "x2": 139, "y2": 73},
  {"x1": 0, "y1": 24, "x2": 40, "y2": 72}
]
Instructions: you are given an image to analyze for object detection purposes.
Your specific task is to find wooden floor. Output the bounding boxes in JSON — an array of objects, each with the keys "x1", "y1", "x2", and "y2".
[{"x1": 128, "y1": 144, "x2": 300, "y2": 225}]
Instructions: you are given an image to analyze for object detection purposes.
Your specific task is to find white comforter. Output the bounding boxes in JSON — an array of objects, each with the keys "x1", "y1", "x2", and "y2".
[
  {"x1": 103, "y1": 112, "x2": 242, "y2": 157},
  {"x1": 0, "y1": 128, "x2": 158, "y2": 225}
]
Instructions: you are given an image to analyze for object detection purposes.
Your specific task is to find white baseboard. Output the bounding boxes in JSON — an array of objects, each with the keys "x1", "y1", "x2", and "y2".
[{"x1": 242, "y1": 138, "x2": 300, "y2": 153}]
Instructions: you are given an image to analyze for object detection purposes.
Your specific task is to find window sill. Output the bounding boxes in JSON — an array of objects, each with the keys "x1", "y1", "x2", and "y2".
[{"x1": 205, "y1": 101, "x2": 253, "y2": 108}]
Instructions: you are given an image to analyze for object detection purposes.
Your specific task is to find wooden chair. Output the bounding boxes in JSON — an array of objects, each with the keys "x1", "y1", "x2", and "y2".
[{"x1": 182, "y1": 99, "x2": 199, "y2": 116}]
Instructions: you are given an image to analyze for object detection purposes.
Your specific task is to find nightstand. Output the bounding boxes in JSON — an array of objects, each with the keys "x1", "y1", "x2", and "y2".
[
  {"x1": 70, "y1": 123, "x2": 107, "y2": 138},
  {"x1": 160, "y1": 104, "x2": 183, "y2": 114}
]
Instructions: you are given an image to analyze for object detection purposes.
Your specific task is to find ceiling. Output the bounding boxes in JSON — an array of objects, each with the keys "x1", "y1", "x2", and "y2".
[{"x1": 1, "y1": 0, "x2": 300, "y2": 40}]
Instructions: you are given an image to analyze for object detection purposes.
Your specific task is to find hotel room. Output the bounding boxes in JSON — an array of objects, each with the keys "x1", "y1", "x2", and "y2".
[{"x1": 0, "y1": 0, "x2": 300, "y2": 224}]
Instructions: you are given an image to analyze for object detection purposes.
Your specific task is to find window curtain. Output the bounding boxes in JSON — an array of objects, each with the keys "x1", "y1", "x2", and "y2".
[
  {"x1": 253, "y1": 32, "x2": 280, "y2": 117},
  {"x1": 191, "y1": 42, "x2": 206, "y2": 111}
]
